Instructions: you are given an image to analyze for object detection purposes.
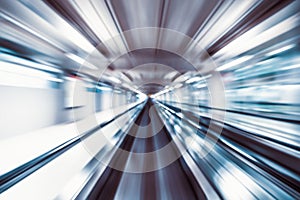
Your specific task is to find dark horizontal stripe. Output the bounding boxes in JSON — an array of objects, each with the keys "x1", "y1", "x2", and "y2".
[
  {"x1": 159, "y1": 102, "x2": 300, "y2": 194},
  {"x1": 162, "y1": 101, "x2": 300, "y2": 124}
]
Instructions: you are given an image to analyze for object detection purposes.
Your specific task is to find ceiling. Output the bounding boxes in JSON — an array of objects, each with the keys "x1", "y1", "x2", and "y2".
[{"x1": 0, "y1": 0, "x2": 298, "y2": 93}]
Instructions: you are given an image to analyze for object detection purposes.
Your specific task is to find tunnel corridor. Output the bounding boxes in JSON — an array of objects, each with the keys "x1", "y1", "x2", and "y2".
[{"x1": 0, "y1": 0, "x2": 300, "y2": 199}]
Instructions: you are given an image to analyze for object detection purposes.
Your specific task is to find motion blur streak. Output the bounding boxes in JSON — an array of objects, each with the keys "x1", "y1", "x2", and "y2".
[{"x1": 0, "y1": 0, "x2": 299, "y2": 199}]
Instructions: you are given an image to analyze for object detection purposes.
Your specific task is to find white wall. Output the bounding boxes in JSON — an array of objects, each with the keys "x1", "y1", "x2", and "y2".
[{"x1": 0, "y1": 86, "x2": 64, "y2": 140}]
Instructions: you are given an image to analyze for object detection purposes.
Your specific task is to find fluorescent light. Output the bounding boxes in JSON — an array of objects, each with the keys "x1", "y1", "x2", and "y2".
[
  {"x1": 66, "y1": 53, "x2": 98, "y2": 69},
  {"x1": 56, "y1": 21, "x2": 95, "y2": 54},
  {"x1": 174, "y1": 83, "x2": 183, "y2": 89},
  {"x1": 185, "y1": 76, "x2": 204, "y2": 84},
  {"x1": 0, "y1": 61, "x2": 54, "y2": 78},
  {"x1": 0, "y1": 61, "x2": 58, "y2": 88},
  {"x1": 97, "y1": 86, "x2": 112, "y2": 91},
  {"x1": 281, "y1": 64, "x2": 300, "y2": 70},
  {"x1": 266, "y1": 44, "x2": 295, "y2": 56},
  {"x1": 72, "y1": 0, "x2": 116, "y2": 42},
  {"x1": 215, "y1": 14, "x2": 299, "y2": 58},
  {"x1": 0, "y1": 53, "x2": 61, "y2": 73},
  {"x1": 216, "y1": 55, "x2": 253, "y2": 71},
  {"x1": 106, "y1": 76, "x2": 121, "y2": 84},
  {"x1": 151, "y1": 88, "x2": 170, "y2": 98},
  {"x1": 196, "y1": 1, "x2": 257, "y2": 49},
  {"x1": 194, "y1": 83, "x2": 207, "y2": 89},
  {"x1": 0, "y1": 72, "x2": 48, "y2": 88}
]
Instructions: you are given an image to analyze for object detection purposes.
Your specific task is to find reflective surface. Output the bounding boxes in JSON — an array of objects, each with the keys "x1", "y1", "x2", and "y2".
[{"x1": 0, "y1": 0, "x2": 300, "y2": 199}]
